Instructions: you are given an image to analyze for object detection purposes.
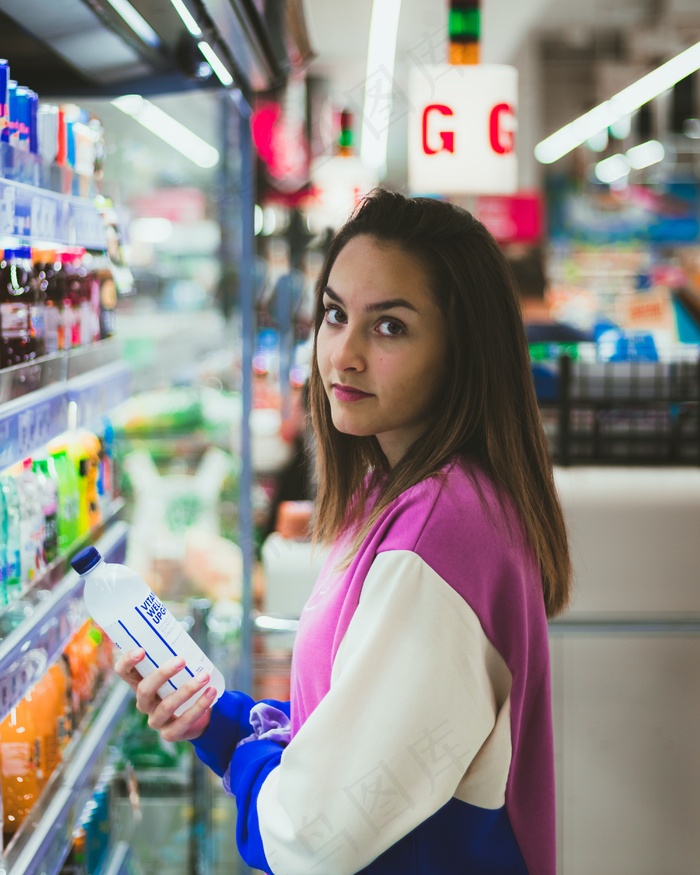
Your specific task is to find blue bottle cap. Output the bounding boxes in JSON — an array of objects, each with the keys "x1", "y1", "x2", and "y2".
[{"x1": 71, "y1": 546, "x2": 102, "y2": 575}]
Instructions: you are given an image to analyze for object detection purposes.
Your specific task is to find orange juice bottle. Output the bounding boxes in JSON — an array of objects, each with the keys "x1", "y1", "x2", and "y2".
[
  {"x1": 0, "y1": 696, "x2": 42, "y2": 840},
  {"x1": 49, "y1": 661, "x2": 72, "y2": 750},
  {"x1": 64, "y1": 622, "x2": 98, "y2": 722},
  {"x1": 29, "y1": 671, "x2": 62, "y2": 786},
  {"x1": 86, "y1": 623, "x2": 112, "y2": 686}
]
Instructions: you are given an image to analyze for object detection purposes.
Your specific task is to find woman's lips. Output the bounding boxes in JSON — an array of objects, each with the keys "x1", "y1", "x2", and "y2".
[{"x1": 332, "y1": 384, "x2": 373, "y2": 402}]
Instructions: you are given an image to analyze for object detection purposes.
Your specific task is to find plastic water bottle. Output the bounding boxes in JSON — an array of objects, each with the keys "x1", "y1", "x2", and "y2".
[
  {"x1": 70, "y1": 547, "x2": 224, "y2": 716},
  {"x1": 0, "y1": 475, "x2": 22, "y2": 601}
]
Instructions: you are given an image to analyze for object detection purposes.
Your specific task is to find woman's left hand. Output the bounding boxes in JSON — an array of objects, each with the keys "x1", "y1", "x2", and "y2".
[{"x1": 115, "y1": 647, "x2": 216, "y2": 742}]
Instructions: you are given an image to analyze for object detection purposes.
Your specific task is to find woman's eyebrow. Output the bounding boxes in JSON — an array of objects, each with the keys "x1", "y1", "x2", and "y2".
[{"x1": 323, "y1": 285, "x2": 418, "y2": 313}]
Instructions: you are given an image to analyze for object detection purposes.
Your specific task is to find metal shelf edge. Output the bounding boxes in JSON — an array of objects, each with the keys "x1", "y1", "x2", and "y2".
[{"x1": 0, "y1": 520, "x2": 129, "y2": 721}]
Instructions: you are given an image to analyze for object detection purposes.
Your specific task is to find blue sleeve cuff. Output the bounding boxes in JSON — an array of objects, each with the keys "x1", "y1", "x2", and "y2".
[
  {"x1": 191, "y1": 693, "x2": 290, "y2": 778},
  {"x1": 226, "y1": 738, "x2": 284, "y2": 872},
  {"x1": 191, "y1": 690, "x2": 256, "y2": 777}
]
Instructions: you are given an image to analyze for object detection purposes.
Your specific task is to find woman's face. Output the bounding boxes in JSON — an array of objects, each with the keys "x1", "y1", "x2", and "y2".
[{"x1": 316, "y1": 234, "x2": 449, "y2": 468}]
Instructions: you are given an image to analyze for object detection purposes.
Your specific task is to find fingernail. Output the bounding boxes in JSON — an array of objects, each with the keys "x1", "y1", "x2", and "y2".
[
  {"x1": 204, "y1": 686, "x2": 216, "y2": 698},
  {"x1": 171, "y1": 657, "x2": 186, "y2": 670},
  {"x1": 130, "y1": 648, "x2": 145, "y2": 659},
  {"x1": 198, "y1": 672, "x2": 210, "y2": 685}
]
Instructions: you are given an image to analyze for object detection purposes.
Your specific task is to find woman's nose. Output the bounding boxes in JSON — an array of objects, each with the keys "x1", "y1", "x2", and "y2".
[{"x1": 330, "y1": 327, "x2": 366, "y2": 372}]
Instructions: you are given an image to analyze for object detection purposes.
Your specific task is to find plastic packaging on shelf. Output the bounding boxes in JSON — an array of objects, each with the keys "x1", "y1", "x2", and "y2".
[
  {"x1": 0, "y1": 690, "x2": 43, "y2": 841},
  {"x1": 14, "y1": 459, "x2": 45, "y2": 587},
  {"x1": 0, "y1": 473, "x2": 22, "y2": 604},
  {"x1": 71, "y1": 546, "x2": 224, "y2": 716},
  {"x1": 32, "y1": 455, "x2": 59, "y2": 566}
]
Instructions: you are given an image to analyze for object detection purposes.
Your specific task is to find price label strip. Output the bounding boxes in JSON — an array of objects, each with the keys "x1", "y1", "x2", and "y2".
[
  {"x1": 0, "y1": 384, "x2": 68, "y2": 470},
  {"x1": 0, "y1": 177, "x2": 106, "y2": 249}
]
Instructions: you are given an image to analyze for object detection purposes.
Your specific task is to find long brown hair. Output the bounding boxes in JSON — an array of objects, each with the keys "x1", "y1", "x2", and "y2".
[{"x1": 308, "y1": 189, "x2": 571, "y2": 618}]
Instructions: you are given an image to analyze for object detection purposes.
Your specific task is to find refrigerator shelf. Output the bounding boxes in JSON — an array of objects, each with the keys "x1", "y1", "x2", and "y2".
[
  {"x1": 0, "y1": 678, "x2": 133, "y2": 875},
  {"x1": 0, "y1": 516, "x2": 128, "y2": 725}
]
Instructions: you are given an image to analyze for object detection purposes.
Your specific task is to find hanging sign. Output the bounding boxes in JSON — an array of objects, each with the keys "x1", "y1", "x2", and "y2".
[{"x1": 408, "y1": 64, "x2": 518, "y2": 195}]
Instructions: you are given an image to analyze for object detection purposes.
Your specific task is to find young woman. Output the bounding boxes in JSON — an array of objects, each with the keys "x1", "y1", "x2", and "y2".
[{"x1": 116, "y1": 189, "x2": 572, "y2": 875}]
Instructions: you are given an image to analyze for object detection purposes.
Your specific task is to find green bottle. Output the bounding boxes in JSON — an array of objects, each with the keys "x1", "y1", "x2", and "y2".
[{"x1": 47, "y1": 445, "x2": 80, "y2": 554}]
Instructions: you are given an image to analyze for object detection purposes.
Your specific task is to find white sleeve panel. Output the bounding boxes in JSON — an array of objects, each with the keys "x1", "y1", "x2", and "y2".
[{"x1": 256, "y1": 550, "x2": 513, "y2": 875}]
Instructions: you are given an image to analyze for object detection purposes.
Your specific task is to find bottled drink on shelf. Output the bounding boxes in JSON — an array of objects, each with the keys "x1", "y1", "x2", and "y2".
[
  {"x1": 58, "y1": 249, "x2": 84, "y2": 348},
  {"x1": 0, "y1": 692, "x2": 43, "y2": 841},
  {"x1": 0, "y1": 482, "x2": 8, "y2": 606},
  {"x1": 98, "y1": 267, "x2": 117, "y2": 339},
  {"x1": 29, "y1": 668, "x2": 62, "y2": 787},
  {"x1": 0, "y1": 474, "x2": 22, "y2": 602},
  {"x1": 81, "y1": 252, "x2": 100, "y2": 344},
  {"x1": 33, "y1": 248, "x2": 65, "y2": 354},
  {"x1": 14, "y1": 460, "x2": 45, "y2": 586},
  {"x1": 64, "y1": 622, "x2": 99, "y2": 723},
  {"x1": 65, "y1": 435, "x2": 90, "y2": 539},
  {"x1": 48, "y1": 660, "x2": 72, "y2": 750},
  {"x1": 0, "y1": 58, "x2": 8, "y2": 146},
  {"x1": 47, "y1": 441, "x2": 81, "y2": 553},
  {"x1": 32, "y1": 456, "x2": 59, "y2": 566},
  {"x1": 62, "y1": 825, "x2": 87, "y2": 875},
  {"x1": 73, "y1": 429, "x2": 102, "y2": 532},
  {"x1": 71, "y1": 547, "x2": 224, "y2": 716},
  {"x1": 0, "y1": 246, "x2": 46, "y2": 368},
  {"x1": 98, "y1": 419, "x2": 115, "y2": 507}
]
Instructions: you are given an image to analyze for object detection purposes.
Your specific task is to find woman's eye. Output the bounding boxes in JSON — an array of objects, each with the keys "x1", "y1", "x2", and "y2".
[
  {"x1": 377, "y1": 319, "x2": 405, "y2": 337},
  {"x1": 323, "y1": 305, "x2": 345, "y2": 325}
]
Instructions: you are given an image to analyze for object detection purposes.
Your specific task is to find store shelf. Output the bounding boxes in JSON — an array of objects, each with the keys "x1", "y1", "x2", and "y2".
[
  {"x1": 101, "y1": 841, "x2": 142, "y2": 875},
  {"x1": 0, "y1": 678, "x2": 133, "y2": 875},
  {"x1": 0, "y1": 342, "x2": 131, "y2": 470},
  {"x1": 0, "y1": 517, "x2": 128, "y2": 724},
  {"x1": 0, "y1": 173, "x2": 106, "y2": 250}
]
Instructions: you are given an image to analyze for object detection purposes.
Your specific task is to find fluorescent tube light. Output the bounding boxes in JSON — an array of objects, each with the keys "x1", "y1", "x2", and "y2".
[
  {"x1": 594, "y1": 154, "x2": 629, "y2": 184},
  {"x1": 169, "y1": 0, "x2": 202, "y2": 37},
  {"x1": 536, "y1": 39, "x2": 700, "y2": 164},
  {"x1": 104, "y1": 0, "x2": 160, "y2": 47},
  {"x1": 198, "y1": 41, "x2": 234, "y2": 87},
  {"x1": 111, "y1": 95, "x2": 220, "y2": 168},
  {"x1": 360, "y1": 0, "x2": 402, "y2": 176},
  {"x1": 626, "y1": 139, "x2": 664, "y2": 170}
]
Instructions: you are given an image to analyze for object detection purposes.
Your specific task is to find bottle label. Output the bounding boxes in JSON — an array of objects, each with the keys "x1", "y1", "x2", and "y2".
[
  {"x1": 44, "y1": 305, "x2": 61, "y2": 353},
  {"x1": 30, "y1": 303, "x2": 45, "y2": 340},
  {"x1": 99, "y1": 592, "x2": 217, "y2": 706},
  {"x1": 1, "y1": 741, "x2": 31, "y2": 776},
  {"x1": 1, "y1": 302, "x2": 29, "y2": 336}
]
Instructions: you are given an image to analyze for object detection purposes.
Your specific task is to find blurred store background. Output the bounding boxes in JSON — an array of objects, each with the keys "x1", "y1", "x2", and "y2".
[{"x1": 0, "y1": 0, "x2": 697, "y2": 873}]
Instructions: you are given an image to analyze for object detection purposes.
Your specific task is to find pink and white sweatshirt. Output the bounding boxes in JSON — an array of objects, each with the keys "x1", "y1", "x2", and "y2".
[{"x1": 193, "y1": 459, "x2": 556, "y2": 875}]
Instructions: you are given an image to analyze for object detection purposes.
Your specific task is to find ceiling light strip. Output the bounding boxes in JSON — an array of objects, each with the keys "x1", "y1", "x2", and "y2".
[
  {"x1": 536, "y1": 39, "x2": 700, "y2": 164},
  {"x1": 111, "y1": 95, "x2": 220, "y2": 168},
  {"x1": 360, "y1": 0, "x2": 403, "y2": 176},
  {"x1": 169, "y1": 0, "x2": 202, "y2": 37},
  {"x1": 104, "y1": 0, "x2": 160, "y2": 47},
  {"x1": 198, "y1": 41, "x2": 234, "y2": 86}
]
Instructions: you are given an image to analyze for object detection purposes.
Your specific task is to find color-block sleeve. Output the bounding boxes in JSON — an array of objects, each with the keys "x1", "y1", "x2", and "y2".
[
  {"x1": 227, "y1": 550, "x2": 511, "y2": 875},
  {"x1": 191, "y1": 692, "x2": 290, "y2": 777}
]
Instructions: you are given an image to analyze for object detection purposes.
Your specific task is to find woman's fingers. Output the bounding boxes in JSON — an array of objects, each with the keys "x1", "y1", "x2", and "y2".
[
  {"x1": 114, "y1": 649, "x2": 216, "y2": 741},
  {"x1": 114, "y1": 647, "x2": 147, "y2": 692},
  {"x1": 159, "y1": 684, "x2": 216, "y2": 743},
  {"x1": 147, "y1": 670, "x2": 212, "y2": 730}
]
